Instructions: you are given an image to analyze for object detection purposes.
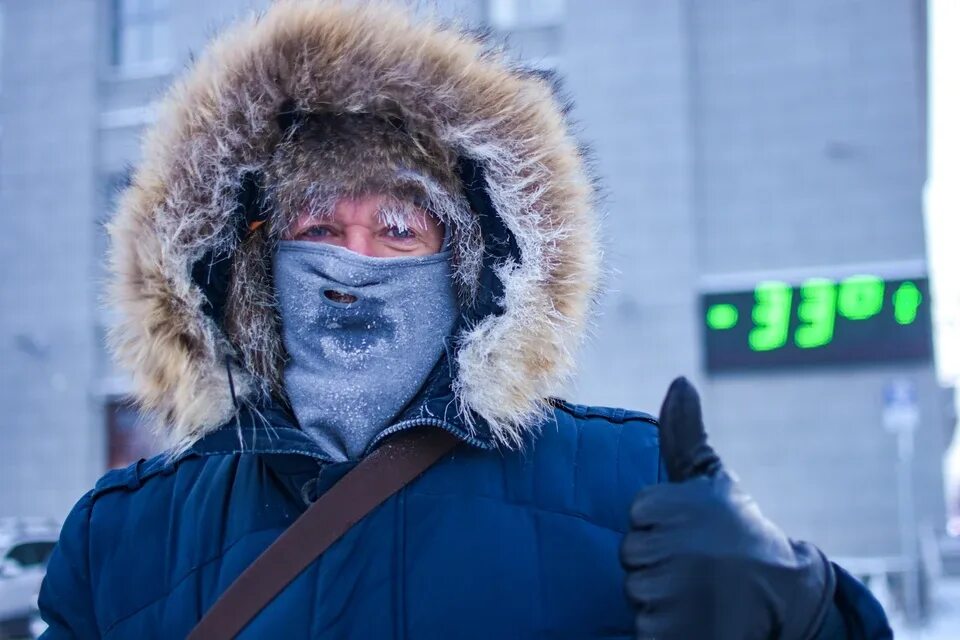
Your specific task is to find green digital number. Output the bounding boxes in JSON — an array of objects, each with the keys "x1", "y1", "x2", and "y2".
[
  {"x1": 795, "y1": 278, "x2": 837, "y2": 349},
  {"x1": 838, "y1": 275, "x2": 884, "y2": 320},
  {"x1": 749, "y1": 282, "x2": 792, "y2": 351},
  {"x1": 893, "y1": 281, "x2": 922, "y2": 325}
]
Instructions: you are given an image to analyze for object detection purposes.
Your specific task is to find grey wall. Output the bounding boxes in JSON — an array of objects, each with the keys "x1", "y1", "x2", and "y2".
[
  {"x1": 0, "y1": 0, "x2": 100, "y2": 518},
  {"x1": 566, "y1": 0, "x2": 702, "y2": 413},
  {"x1": 693, "y1": 0, "x2": 926, "y2": 273}
]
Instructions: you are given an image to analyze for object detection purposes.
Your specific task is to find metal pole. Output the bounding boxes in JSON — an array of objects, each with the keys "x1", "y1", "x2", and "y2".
[{"x1": 897, "y1": 426, "x2": 922, "y2": 624}]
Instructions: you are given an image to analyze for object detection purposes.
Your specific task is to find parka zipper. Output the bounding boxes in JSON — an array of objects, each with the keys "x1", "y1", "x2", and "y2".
[{"x1": 363, "y1": 417, "x2": 492, "y2": 457}]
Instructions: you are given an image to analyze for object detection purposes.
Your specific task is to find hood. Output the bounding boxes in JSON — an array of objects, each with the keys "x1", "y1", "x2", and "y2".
[{"x1": 108, "y1": 0, "x2": 600, "y2": 452}]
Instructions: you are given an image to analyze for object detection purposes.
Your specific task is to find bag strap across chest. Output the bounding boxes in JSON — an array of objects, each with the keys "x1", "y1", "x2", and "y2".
[{"x1": 188, "y1": 427, "x2": 460, "y2": 640}]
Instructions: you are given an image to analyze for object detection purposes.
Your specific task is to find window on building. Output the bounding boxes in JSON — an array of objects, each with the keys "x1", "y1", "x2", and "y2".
[
  {"x1": 105, "y1": 397, "x2": 158, "y2": 469},
  {"x1": 488, "y1": 0, "x2": 565, "y2": 30},
  {"x1": 110, "y1": 0, "x2": 172, "y2": 70}
]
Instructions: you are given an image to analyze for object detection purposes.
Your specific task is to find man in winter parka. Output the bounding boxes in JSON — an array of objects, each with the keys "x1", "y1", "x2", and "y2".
[{"x1": 39, "y1": 2, "x2": 891, "y2": 638}]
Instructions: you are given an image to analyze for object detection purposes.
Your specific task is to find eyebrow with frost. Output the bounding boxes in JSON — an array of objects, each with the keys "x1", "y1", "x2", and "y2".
[{"x1": 285, "y1": 194, "x2": 445, "y2": 258}]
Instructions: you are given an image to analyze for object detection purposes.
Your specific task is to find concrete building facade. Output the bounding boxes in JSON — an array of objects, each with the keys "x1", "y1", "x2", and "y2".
[{"x1": 0, "y1": 0, "x2": 941, "y2": 560}]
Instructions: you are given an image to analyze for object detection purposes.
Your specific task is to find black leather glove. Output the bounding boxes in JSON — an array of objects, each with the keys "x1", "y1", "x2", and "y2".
[{"x1": 621, "y1": 377, "x2": 837, "y2": 640}]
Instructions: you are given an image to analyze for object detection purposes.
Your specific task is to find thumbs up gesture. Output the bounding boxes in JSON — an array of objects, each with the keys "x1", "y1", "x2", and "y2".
[{"x1": 621, "y1": 378, "x2": 837, "y2": 640}]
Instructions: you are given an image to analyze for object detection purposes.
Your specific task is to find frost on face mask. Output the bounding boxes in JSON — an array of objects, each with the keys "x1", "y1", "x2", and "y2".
[{"x1": 273, "y1": 241, "x2": 460, "y2": 461}]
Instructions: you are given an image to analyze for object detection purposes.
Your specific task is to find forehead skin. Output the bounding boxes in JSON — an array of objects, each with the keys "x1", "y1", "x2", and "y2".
[{"x1": 285, "y1": 194, "x2": 445, "y2": 257}]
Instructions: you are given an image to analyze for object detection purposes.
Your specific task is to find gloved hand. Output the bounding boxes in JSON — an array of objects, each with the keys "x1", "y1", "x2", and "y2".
[{"x1": 621, "y1": 377, "x2": 837, "y2": 640}]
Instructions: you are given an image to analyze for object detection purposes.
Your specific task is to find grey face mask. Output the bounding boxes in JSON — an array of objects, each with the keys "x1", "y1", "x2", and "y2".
[{"x1": 273, "y1": 241, "x2": 460, "y2": 461}]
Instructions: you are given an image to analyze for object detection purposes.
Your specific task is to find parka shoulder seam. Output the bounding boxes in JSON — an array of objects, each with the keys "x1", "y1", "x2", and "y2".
[
  {"x1": 90, "y1": 449, "x2": 325, "y2": 502},
  {"x1": 551, "y1": 399, "x2": 658, "y2": 425},
  {"x1": 91, "y1": 457, "x2": 176, "y2": 501}
]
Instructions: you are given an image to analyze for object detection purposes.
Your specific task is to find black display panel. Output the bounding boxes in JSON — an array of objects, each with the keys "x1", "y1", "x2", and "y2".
[{"x1": 702, "y1": 275, "x2": 932, "y2": 373}]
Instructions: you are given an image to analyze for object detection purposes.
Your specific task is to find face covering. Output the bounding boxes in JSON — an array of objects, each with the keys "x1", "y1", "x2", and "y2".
[{"x1": 273, "y1": 241, "x2": 460, "y2": 461}]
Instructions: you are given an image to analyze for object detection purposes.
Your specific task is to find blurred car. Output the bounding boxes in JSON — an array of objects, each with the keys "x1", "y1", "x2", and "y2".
[{"x1": 0, "y1": 519, "x2": 59, "y2": 640}]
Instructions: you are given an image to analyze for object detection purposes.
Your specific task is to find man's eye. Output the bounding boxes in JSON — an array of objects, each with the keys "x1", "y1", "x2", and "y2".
[
  {"x1": 301, "y1": 226, "x2": 332, "y2": 238},
  {"x1": 386, "y1": 226, "x2": 416, "y2": 240}
]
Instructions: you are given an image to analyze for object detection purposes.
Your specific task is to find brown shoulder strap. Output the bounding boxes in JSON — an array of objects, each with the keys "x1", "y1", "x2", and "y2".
[{"x1": 188, "y1": 427, "x2": 460, "y2": 640}]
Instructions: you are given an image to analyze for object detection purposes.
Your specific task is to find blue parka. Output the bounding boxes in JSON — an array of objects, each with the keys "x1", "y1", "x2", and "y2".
[
  {"x1": 40, "y1": 403, "x2": 890, "y2": 639},
  {"x1": 39, "y1": 3, "x2": 891, "y2": 638}
]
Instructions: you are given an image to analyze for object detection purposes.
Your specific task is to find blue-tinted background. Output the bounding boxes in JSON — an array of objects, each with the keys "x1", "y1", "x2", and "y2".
[{"x1": 0, "y1": 0, "x2": 958, "y2": 636}]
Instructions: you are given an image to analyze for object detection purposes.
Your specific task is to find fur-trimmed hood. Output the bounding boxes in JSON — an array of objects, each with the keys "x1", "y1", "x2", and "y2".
[{"x1": 108, "y1": 0, "x2": 600, "y2": 451}]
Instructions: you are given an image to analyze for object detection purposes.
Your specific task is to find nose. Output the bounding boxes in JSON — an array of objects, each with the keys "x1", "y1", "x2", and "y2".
[{"x1": 342, "y1": 228, "x2": 376, "y2": 257}]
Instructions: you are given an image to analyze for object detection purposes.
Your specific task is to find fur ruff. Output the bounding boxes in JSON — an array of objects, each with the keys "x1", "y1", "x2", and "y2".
[{"x1": 108, "y1": 0, "x2": 601, "y2": 451}]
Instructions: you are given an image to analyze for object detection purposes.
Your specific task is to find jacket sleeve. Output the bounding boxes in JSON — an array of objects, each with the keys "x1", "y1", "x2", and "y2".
[
  {"x1": 811, "y1": 563, "x2": 893, "y2": 640},
  {"x1": 38, "y1": 491, "x2": 101, "y2": 639}
]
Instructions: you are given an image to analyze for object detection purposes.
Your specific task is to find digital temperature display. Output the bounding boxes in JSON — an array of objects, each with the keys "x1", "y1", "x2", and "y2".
[{"x1": 702, "y1": 275, "x2": 932, "y2": 372}]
